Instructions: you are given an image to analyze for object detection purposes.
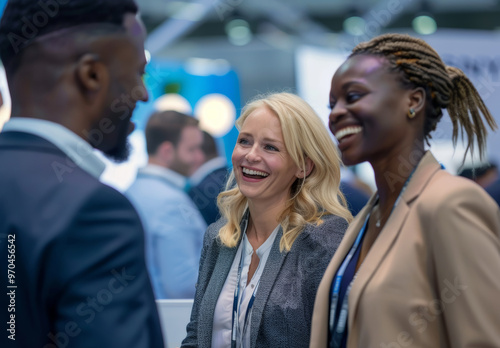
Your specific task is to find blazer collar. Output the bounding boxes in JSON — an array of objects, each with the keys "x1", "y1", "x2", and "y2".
[
  {"x1": 199, "y1": 211, "x2": 287, "y2": 348},
  {"x1": 198, "y1": 215, "x2": 247, "y2": 348},
  {"x1": 348, "y1": 151, "x2": 442, "y2": 329}
]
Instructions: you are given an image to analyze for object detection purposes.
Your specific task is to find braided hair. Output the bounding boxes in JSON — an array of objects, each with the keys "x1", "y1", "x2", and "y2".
[{"x1": 350, "y1": 33, "x2": 497, "y2": 161}]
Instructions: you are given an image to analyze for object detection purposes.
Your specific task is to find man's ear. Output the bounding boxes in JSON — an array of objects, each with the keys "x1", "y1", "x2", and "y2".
[
  {"x1": 296, "y1": 157, "x2": 315, "y2": 179},
  {"x1": 157, "y1": 141, "x2": 175, "y2": 164},
  {"x1": 75, "y1": 53, "x2": 109, "y2": 94}
]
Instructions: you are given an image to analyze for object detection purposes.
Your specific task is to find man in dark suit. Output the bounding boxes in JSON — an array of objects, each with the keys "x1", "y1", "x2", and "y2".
[
  {"x1": 0, "y1": 1, "x2": 164, "y2": 347},
  {"x1": 189, "y1": 131, "x2": 229, "y2": 225}
]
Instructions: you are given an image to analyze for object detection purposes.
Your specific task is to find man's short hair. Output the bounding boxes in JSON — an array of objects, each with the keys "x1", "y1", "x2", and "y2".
[
  {"x1": 145, "y1": 110, "x2": 199, "y2": 155},
  {"x1": 200, "y1": 130, "x2": 219, "y2": 160},
  {"x1": 0, "y1": 0, "x2": 138, "y2": 74}
]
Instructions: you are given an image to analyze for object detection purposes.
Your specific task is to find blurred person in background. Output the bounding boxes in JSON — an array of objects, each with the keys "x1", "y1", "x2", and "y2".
[
  {"x1": 339, "y1": 167, "x2": 370, "y2": 216},
  {"x1": 310, "y1": 33, "x2": 500, "y2": 348},
  {"x1": 126, "y1": 110, "x2": 207, "y2": 299},
  {"x1": 182, "y1": 92, "x2": 352, "y2": 348},
  {"x1": 0, "y1": 1, "x2": 163, "y2": 347},
  {"x1": 486, "y1": 173, "x2": 500, "y2": 206},
  {"x1": 189, "y1": 130, "x2": 229, "y2": 225},
  {"x1": 458, "y1": 162, "x2": 498, "y2": 188}
]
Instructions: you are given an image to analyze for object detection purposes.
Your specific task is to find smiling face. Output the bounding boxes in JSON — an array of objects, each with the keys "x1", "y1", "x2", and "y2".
[
  {"x1": 232, "y1": 106, "x2": 302, "y2": 206},
  {"x1": 329, "y1": 54, "x2": 415, "y2": 166}
]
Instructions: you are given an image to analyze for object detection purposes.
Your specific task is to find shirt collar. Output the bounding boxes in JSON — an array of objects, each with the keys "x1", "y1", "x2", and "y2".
[
  {"x1": 137, "y1": 164, "x2": 188, "y2": 190},
  {"x1": 190, "y1": 156, "x2": 227, "y2": 186},
  {"x1": 242, "y1": 220, "x2": 280, "y2": 259},
  {"x1": 2, "y1": 117, "x2": 106, "y2": 179}
]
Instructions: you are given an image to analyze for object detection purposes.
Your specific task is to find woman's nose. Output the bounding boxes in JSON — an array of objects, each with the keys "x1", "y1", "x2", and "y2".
[{"x1": 245, "y1": 145, "x2": 261, "y2": 162}]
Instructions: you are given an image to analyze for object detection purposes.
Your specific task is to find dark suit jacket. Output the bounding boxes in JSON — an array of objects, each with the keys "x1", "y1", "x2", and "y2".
[
  {"x1": 181, "y1": 213, "x2": 348, "y2": 348},
  {"x1": 486, "y1": 178, "x2": 500, "y2": 207},
  {"x1": 340, "y1": 181, "x2": 369, "y2": 216},
  {"x1": 188, "y1": 167, "x2": 229, "y2": 225},
  {"x1": 0, "y1": 132, "x2": 164, "y2": 348}
]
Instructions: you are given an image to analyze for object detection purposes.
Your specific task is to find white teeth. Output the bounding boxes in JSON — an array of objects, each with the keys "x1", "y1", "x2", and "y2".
[
  {"x1": 242, "y1": 167, "x2": 269, "y2": 177},
  {"x1": 335, "y1": 126, "x2": 362, "y2": 141}
]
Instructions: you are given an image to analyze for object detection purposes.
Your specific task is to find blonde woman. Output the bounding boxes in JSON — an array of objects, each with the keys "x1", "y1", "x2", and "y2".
[{"x1": 182, "y1": 93, "x2": 352, "y2": 348}]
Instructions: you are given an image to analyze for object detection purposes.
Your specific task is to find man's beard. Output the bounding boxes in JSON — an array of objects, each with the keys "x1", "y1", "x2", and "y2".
[
  {"x1": 170, "y1": 154, "x2": 191, "y2": 177},
  {"x1": 105, "y1": 139, "x2": 131, "y2": 163},
  {"x1": 104, "y1": 121, "x2": 132, "y2": 163}
]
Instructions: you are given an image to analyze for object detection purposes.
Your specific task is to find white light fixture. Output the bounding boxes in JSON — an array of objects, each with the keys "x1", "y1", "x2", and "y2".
[
  {"x1": 194, "y1": 94, "x2": 236, "y2": 137},
  {"x1": 185, "y1": 58, "x2": 231, "y2": 76},
  {"x1": 225, "y1": 19, "x2": 252, "y2": 46},
  {"x1": 154, "y1": 94, "x2": 192, "y2": 114},
  {"x1": 412, "y1": 14, "x2": 437, "y2": 35},
  {"x1": 343, "y1": 16, "x2": 366, "y2": 36}
]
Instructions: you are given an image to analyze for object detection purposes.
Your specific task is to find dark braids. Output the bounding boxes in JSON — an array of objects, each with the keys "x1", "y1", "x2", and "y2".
[{"x1": 350, "y1": 33, "x2": 497, "y2": 161}]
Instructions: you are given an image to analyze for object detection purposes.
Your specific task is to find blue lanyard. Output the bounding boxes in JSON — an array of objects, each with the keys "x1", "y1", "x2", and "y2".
[
  {"x1": 231, "y1": 241, "x2": 260, "y2": 348},
  {"x1": 328, "y1": 168, "x2": 418, "y2": 347},
  {"x1": 328, "y1": 215, "x2": 368, "y2": 348}
]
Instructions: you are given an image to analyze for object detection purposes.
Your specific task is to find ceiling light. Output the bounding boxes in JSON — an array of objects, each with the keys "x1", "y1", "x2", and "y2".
[
  {"x1": 154, "y1": 94, "x2": 192, "y2": 114},
  {"x1": 225, "y1": 19, "x2": 252, "y2": 46},
  {"x1": 343, "y1": 16, "x2": 366, "y2": 36},
  {"x1": 194, "y1": 94, "x2": 236, "y2": 137},
  {"x1": 412, "y1": 15, "x2": 437, "y2": 35}
]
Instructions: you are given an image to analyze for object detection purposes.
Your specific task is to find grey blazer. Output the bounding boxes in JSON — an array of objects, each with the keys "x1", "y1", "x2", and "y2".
[{"x1": 181, "y1": 213, "x2": 348, "y2": 348}]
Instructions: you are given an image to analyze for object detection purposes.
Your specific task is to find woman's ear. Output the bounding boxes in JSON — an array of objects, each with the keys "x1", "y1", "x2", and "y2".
[
  {"x1": 296, "y1": 157, "x2": 315, "y2": 179},
  {"x1": 409, "y1": 86, "x2": 426, "y2": 115}
]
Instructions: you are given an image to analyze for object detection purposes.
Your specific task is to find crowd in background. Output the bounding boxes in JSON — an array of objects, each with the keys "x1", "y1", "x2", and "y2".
[{"x1": 0, "y1": 1, "x2": 499, "y2": 348}]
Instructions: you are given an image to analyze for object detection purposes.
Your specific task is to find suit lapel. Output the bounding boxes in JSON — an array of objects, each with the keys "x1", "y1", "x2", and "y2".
[
  {"x1": 198, "y1": 236, "x2": 241, "y2": 348},
  {"x1": 249, "y1": 227, "x2": 287, "y2": 348},
  {"x1": 310, "y1": 199, "x2": 376, "y2": 348},
  {"x1": 348, "y1": 152, "x2": 442, "y2": 328},
  {"x1": 198, "y1": 214, "x2": 251, "y2": 348}
]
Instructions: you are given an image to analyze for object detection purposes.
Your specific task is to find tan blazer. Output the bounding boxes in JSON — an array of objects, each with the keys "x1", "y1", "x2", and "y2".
[{"x1": 310, "y1": 152, "x2": 500, "y2": 347}]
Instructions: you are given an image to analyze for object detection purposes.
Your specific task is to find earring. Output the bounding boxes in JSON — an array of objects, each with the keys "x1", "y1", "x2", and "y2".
[{"x1": 407, "y1": 108, "x2": 416, "y2": 119}]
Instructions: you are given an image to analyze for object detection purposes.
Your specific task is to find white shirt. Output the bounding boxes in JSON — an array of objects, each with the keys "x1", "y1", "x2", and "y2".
[
  {"x1": 2, "y1": 117, "x2": 106, "y2": 179},
  {"x1": 211, "y1": 221, "x2": 279, "y2": 348},
  {"x1": 190, "y1": 156, "x2": 227, "y2": 186},
  {"x1": 137, "y1": 164, "x2": 188, "y2": 191}
]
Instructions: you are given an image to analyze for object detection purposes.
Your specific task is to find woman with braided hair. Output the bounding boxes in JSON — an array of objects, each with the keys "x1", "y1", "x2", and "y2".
[{"x1": 310, "y1": 33, "x2": 500, "y2": 348}]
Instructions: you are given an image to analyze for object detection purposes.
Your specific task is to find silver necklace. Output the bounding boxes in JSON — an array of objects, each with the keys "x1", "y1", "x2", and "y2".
[{"x1": 374, "y1": 205, "x2": 388, "y2": 228}]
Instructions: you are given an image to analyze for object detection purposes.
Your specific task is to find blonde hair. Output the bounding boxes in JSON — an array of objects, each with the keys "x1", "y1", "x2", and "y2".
[
  {"x1": 217, "y1": 92, "x2": 352, "y2": 252},
  {"x1": 351, "y1": 33, "x2": 497, "y2": 161}
]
